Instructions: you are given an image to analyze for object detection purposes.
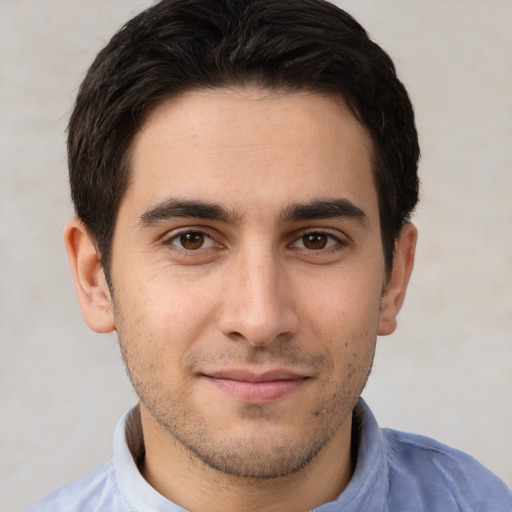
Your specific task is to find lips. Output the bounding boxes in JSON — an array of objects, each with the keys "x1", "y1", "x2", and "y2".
[{"x1": 202, "y1": 369, "x2": 309, "y2": 404}]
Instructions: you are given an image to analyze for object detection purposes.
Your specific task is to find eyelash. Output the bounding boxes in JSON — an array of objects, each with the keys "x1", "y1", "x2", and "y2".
[
  {"x1": 291, "y1": 231, "x2": 345, "y2": 252},
  {"x1": 162, "y1": 228, "x2": 219, "y2": 254},
  {"x1": 161, "y1": 228, "x2": 348, "y2": 259}
]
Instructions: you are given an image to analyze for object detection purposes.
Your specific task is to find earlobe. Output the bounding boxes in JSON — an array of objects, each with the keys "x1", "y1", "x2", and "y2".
[
  {"x1": 377, "y1": 223, "x2": 417, "y2": 336},
  {"x1": 64, "y1": 218, "x2": 116, "y2": 333}
]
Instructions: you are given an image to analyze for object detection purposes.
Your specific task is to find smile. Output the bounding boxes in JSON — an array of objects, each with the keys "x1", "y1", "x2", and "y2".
[{"x1": 202, "y1": 370, "x2": 309, "y2": 404}]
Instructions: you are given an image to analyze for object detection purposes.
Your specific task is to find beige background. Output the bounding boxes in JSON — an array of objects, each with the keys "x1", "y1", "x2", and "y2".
[{"x1": 1, "y1": 1, "x2": 511, "y2": 510}]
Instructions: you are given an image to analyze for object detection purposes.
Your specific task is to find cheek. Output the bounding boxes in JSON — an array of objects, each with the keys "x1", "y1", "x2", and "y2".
[
  {"x1": 295, "y1": 271, "x2": 381, "y2": 389},
  {"x1": 120, "y1": 266, "x2": 219, "y2": 330},
  {"x1": 296, "y1": 271, "x2": 383, "y2": 342},
  {"x1": 112, "y1": 271, "x2": 221, "y2": 374}
]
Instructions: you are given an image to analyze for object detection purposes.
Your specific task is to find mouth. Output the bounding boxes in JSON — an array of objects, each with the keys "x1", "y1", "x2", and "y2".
[{"x1": 201, "y1": 369, "x2": 310, "y2": 404}]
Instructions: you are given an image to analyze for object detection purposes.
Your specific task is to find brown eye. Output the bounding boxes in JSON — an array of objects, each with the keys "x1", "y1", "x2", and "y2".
[
  {"x1": 302, "y1": 233, "x2": 328, "y2": 249},
  {"x1": 177, "y1": 231, "x2": 206, "y2": 250}
]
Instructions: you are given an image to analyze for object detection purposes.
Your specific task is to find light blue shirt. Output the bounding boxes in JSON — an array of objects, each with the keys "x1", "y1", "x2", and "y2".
[{"x1": 25, "y1": 399, "x2": 512, "y2": 511}]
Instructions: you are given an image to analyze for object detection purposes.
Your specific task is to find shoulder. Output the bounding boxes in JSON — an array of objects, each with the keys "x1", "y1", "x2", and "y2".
[
  {"x1": 383, "y1": 428, "x2": 512, "y2": 511},
  {"x1": 23, "y1": 460, "x2": 128, "y2": 512}
]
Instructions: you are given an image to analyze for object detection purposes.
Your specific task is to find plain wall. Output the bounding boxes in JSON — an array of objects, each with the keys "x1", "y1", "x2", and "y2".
[{"x1": 0, "y1": 1, "x2": 510, "y2": 510}]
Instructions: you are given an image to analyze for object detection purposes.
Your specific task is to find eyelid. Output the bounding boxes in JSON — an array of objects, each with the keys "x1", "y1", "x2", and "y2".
[
  {"x1": 159, "y1": 225, "x2": 349, "y2": 256},
  {"x1": 288, "y1": 228, "x2": 350, "y2": 256},
  {"x1": 162, "y1": 226, "x2": 220, "y2": 251},
  {"x1": 291, "y1": 227, "x2": 346, "y2": 243},
  {"x1": 296, "y1": 233, "x2": 337, "y2": 248}
]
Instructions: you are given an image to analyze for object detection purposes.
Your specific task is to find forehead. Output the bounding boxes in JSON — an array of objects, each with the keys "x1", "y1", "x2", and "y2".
[{"x1": 124, "y1": 87, "x2": 377, "y2": 223}]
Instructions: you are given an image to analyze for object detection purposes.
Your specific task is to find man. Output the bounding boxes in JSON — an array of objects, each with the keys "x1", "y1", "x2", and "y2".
[{"x1": 26, "y1": 0, "x2": 511, "y2": 510}]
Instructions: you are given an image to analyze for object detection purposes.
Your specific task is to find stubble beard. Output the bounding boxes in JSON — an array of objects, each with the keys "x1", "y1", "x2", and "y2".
[{"x1": 119, "y1": 338, "x2": 374, "y2": 480}]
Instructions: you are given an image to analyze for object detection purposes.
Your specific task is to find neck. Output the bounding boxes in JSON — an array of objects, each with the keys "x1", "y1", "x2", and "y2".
[{"x1": 139, "y1": 408, "x2": 355, "y2": 512}]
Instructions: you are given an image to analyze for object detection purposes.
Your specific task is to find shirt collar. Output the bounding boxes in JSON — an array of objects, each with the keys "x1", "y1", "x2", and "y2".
[
  {"x1": 113, "y1": 405, "x2": 187, "y2": 511},
  {"x1": 315, "y1": 398, "x2": 388, "y2": 511},
  {"x1": 113, "y1": 399, "x2": 388, "y2": 512}
]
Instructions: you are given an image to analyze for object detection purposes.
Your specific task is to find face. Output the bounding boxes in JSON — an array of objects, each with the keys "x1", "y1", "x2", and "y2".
[{"x1": 105, "y1": 88, "x2": 396, "y2": 478}]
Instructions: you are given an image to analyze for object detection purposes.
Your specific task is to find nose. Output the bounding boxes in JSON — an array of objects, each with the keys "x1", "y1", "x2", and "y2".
[{"x1": 217, "y1": 248, "x2": 299, "y2": 347}]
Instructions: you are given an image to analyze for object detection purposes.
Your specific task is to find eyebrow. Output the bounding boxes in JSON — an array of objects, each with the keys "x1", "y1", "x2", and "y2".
[
  {"x1": 138, "y1": 198, "x2": 241, "y2": 227},
  {"x1": 138, "y1": 197, "x2": 369, "y2": 228},
  {"x1": 280, "y1": 199, "x2": 369, "y2": 226}
]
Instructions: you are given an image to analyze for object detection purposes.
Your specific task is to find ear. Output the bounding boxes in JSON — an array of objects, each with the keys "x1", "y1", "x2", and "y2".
[
  {"x1": 378, "y1": 223, "x2": 417, "y2": 336},
  {"x1": 64, "y1": 218, "x2": 116, "y2": 333}
]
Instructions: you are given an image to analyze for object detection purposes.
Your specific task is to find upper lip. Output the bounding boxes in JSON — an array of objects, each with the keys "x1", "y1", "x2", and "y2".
[{"x1": 202, "y1": 369, "x2": 309, "y2": 382}]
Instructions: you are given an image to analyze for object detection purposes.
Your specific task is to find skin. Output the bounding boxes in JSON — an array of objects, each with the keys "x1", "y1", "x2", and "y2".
[{"x1": 65, "y1": 87, "x2": 416, "y2": 512}]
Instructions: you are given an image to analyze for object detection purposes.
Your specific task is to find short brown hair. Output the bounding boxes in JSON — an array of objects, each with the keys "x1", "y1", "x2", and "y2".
[{"x1": 68, "y1": 0, "x2": 420, "y2": 276}]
